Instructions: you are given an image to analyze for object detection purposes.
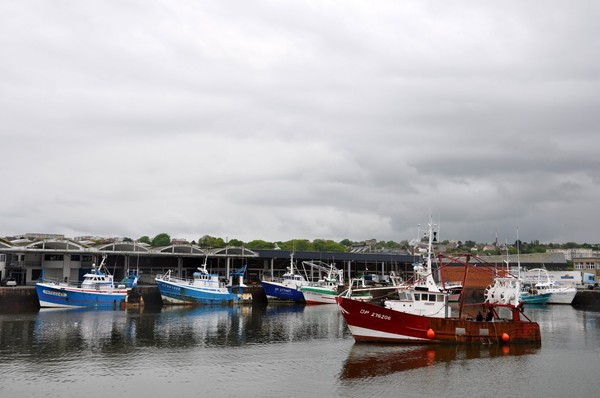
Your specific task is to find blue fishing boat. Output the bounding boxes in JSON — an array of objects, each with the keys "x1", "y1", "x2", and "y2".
[
  {"x1": 260, "y1": 253, "x2": 309, "y2": 302},
  {"x1": 520, "y1": 286, "x2": 552, "y2": 304},
  {"x1": 35, "y1": 256, "x2": 135, "y2": 308},
  {"x1": 155, "y1": 259, "x2": 240, "y2": 305},
  {"x1": 120, "y1": 269, "x2": 140, "y2": 288}
]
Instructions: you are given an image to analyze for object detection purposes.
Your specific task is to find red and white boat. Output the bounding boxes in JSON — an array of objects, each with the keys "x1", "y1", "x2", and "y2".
[{"x1": 336, "y1": 217, "x2": 541, "y2": 345}]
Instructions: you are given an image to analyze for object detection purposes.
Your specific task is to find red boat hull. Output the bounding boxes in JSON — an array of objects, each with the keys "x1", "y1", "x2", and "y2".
[{"x1": 336, "y1": 296, "x2": 541, "y2": 344}]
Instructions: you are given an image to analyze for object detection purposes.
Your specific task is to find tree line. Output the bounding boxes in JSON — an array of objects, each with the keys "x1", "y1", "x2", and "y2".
[{"x1": 126, "y1": 233, "x2": 599, "y2": 254}]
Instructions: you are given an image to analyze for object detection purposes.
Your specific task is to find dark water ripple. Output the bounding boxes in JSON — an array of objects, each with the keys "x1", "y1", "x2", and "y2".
[{"x1": 1, "y1": 304, "x2": 599, "y2": 398}]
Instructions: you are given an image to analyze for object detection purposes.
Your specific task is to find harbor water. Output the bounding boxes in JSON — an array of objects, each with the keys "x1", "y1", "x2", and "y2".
[{"x1": 1, "y1": 303, "x2": 599, "y2": 398}]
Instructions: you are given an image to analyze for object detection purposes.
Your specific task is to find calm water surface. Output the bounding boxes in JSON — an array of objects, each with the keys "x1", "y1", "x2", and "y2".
[{"x1": 1, "y1": 303, "x2": 599, "y2": 398}]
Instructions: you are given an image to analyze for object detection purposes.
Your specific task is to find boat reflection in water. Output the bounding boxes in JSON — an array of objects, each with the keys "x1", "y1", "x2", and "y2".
[
  {"x1": 31, "y1": 305, "x2": 250, "y2": 354},
  {"x1": 33, "y1": 308, "x2": 135, "y2": 354},
  {"x1": 339, "y1": 342, "x2": 541, "y2": 380},
  {"x1": 28, "y1": 303, "x2": 346, "y2": 358}
]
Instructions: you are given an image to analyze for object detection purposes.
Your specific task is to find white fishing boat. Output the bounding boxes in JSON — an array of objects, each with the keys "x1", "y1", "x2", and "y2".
[
  {"x1": 300, "y1": 260, "x2": 344, "y2": 304},
  {"x1": 524, "y1": 268, "x2": 577, "y2": 304}
]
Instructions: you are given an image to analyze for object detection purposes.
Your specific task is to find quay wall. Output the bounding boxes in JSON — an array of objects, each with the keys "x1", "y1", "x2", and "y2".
[
  {"x1": 0, "y1": 287, "x2": 39, "y2": 311},
  {"x1": 571, "y1": 289, "x2": 600, "y2": 308}
]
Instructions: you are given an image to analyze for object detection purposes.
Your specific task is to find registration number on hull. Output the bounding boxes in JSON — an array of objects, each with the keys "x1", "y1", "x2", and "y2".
[{"x1": 360, "y1": 308, "x2": 391, "y2": 321}]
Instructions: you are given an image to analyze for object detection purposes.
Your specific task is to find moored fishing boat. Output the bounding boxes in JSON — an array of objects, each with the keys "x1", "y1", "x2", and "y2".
[
  {"x1": 300, "y1": 279, "x2": 339, "y2": 304},
  {"x1": 503, "y1": 252, "x2": 551, "y2": 305},
  {"x1": 340, "y1": 277, "x2": 374, "y2": 302},
  {"x1": 300, "y1": 260, "x2": 344, "y2": 304},
  {"x1": 336, "y1": 217, "x2": 541, "y2": 345},
  {"x1": 523, "y1": 268, "x2": 577, "y2": 304},
  {"x1": 508, "y1": 231, "x2": 551, "y2": 305},
  {"x1": 338, "y1": 271, "x2": 405, "y2": 304},
  {"x1": 35, "y1": 255, "x2": 134, "y2": 308},
  {"x1": 260, "y1": 253, "x2": 309, "y2": 302},
  {"x1": 155, "y1": 257, "x2": 240, "y2": 305},
  {"x1": 520, "y1": 286, "x2": 552, "y2": 304}
]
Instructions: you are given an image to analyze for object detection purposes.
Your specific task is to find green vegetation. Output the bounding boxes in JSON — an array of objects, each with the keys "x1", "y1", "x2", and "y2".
[
  {"x1": 151, "y1": 233, "x2": 171, "y2": 247},
  {"x1": 128, "y1": 233, "x2": 598, "y2": 254},
  {"x1": 245, "y1": 240, "x2": 277, "y2": 249},
  {"x1": 197, "y1": 235, "x2": 226, "y2": 248}
]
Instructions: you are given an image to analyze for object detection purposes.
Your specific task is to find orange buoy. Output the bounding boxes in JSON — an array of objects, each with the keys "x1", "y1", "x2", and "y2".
[
  {"x1": 501, "y1": 332, "x2": 510, "y2": 342},
  {"x1": 426, "y1": 328, "x2": 435, "y2": 339}
]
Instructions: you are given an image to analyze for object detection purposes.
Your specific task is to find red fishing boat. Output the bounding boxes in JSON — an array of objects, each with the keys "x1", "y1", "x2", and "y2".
[{"x1": 336, "y1": 218, "x2": 541, "y2": 345}]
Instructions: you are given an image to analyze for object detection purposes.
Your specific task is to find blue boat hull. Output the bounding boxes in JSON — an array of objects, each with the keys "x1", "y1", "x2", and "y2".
[
  {"x1": 156, "y1": 279, "x2": 239, "y2": 305},
  {"x1": 261, "y1": 281, "x2": 305, "y2": 302},
  {"x1": 521, "y1": 292, "x2": 552, "y2": 304},
  {"x1": 35, "y1": 283, "x2": 127, "y2": 308}
]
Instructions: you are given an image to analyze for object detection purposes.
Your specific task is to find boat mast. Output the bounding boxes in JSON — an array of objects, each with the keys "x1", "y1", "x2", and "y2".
[
  {"x1": 516, "y1": 227, "x2": 521, "y2": 280},
  {"x1": 199, "y1": 253, "x2": 209, "y2": 273},
  {"x1": 504, "y1": 240, "x2": 510, "y2": 277},
  {"x1": 424, "y1": 214, "x2": 440, "y2": 292}
]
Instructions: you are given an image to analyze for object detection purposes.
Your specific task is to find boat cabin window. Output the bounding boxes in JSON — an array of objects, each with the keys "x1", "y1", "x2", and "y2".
[
  {"x1": 398, "y1": 292, "x2": 412, "y2": 300},
  {"x1": 414, "y1": 293, "x2": 441, "y2": 302}
]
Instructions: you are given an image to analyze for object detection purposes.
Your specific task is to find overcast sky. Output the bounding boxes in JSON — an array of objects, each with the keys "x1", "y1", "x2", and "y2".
[{"x1": 1, "y1": 1, "x2": 599, "y2": 245}]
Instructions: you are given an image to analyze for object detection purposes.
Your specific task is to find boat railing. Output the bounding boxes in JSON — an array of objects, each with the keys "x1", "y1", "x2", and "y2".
[
  {"x1": 39, "y1": 277, "x2": 123, "y2": 290},
  {"x1": 157, "y1": 270, "x2": 228, "y2": 288},
  {"x1": 306, "y1": 276, "x2": 341, "y2": 284},
  {"x1": 174, "y1": 276, "x2": 192, "y2": 284},
  {"x1": 39, "y1": 276, "x2": 81, "y2": 288},
  {"x1": 157, "y1": 271, "x2": 191, "y2": 285},
  {"x1": 263, "y1": 276, "x2": 285, "y2": 283}
]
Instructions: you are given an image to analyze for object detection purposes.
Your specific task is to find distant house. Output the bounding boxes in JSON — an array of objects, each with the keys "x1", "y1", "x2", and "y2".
[
  {"x1": 350, "y1": 239, "x2": 376, "y2": 253},
  {"x1": 573, "y1": 257, "x2": 600, "y2": 282},
  {"x1": 547, "y1": 248, "x2": 600, "y2": 261}
]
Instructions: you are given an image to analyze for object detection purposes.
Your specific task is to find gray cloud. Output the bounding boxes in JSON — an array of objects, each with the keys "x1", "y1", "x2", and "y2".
[{"x1": 1, "y1": 1, "x2": 600, "y2": 245}]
